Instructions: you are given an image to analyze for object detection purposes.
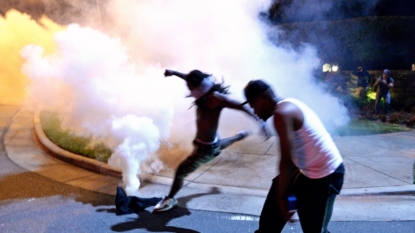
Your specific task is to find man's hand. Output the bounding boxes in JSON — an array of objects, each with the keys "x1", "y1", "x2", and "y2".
[
  {"x1": 277, "y1": 199, "x2": 295, "y2": 223},
  {"x1": 164, "y1": 69, "x2": 174, "y2": 77}
]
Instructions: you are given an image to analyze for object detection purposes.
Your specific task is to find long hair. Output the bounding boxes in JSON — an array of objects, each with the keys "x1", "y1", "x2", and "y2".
[
  {"x1": 211, "y1": 80, "x2": 230, "y2": 95},
  {"x1": 193, "y1": 78, "x2": 230, "y2": 108}
]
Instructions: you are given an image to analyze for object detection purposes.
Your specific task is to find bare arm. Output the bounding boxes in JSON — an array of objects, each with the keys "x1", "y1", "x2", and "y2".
[
  {"x1": 387, "y1": 80, "x2": 394, "y2": 89},
  {"x1": 209, "y1": 93, "x2": 260, "y2": 122},
  {"x1": 273, "y1": 106, "x2": 297, "y2": 220},
  {"x1": 274, "y1": 109, "x2": 295, "y2": 199},
  {"x1": 164, "y1": 69, "x2": 187, "y2": 79},
  {"x1": 372, "y1": 78, "x2": 380, "y2": 89}
]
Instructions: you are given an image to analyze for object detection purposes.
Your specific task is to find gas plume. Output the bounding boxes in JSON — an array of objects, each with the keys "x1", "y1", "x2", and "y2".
[
  {"x1": 0, "y1": 10, "x2": 62, "y2": 105},
  {"x1": 3, "y1": 0, "x2": 350, "y2": 195}
]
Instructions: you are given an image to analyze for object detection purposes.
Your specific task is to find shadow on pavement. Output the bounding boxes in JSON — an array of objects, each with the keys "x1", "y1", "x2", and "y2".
[
  {"x1": 111, "y1": 208, "x2": 199, "y2": 233},
  {"x1": 110, "y1": 187, "x2": 221, "y2": 233}
]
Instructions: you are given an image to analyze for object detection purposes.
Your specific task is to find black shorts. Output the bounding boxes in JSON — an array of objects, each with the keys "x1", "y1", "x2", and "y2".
[{"x1": 175, "y1": 139, "x2": 221, "y2": 179}]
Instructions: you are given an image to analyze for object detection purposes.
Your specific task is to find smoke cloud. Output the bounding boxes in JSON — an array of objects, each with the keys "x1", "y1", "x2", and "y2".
[
  {"x1": 0, "y1": 10, "x2": 62, "y2": 105},
  {"x1": 3, "y1": 0, "x2": 349, "y2": 195}
]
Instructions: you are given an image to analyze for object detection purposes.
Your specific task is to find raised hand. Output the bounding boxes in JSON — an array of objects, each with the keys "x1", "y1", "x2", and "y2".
[{"x1": 164, "y1": 69, "x2": 175, "y2": 77}]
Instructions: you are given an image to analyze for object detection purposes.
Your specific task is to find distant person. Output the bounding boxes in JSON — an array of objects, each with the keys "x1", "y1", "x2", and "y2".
[
  {"x1": 373, "y1": 69, "x2": 394, "y2": 117},
  {"x1": 352, "y1": 66, "x2": 370, "y2": 99},
  {"x1": 241, "y1": 80, "x2": 345, "y2": 233},
  {"x1": 153, "y1": 69, "x2": 263, "y2": 212}
]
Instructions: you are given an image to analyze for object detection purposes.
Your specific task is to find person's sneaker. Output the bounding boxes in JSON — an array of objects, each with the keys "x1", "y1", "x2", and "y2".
[
  {"x1": 153, "y1": 196, "x2": 178, "y2": 213},
  {"x1": 236, "y1": 130, "x2": 250, "y2": 140}
]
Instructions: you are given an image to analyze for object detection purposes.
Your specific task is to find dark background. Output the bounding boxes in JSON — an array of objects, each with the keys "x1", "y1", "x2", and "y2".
[{"x1": 266, "y1": 0, "x2": 415, "y2": 70}]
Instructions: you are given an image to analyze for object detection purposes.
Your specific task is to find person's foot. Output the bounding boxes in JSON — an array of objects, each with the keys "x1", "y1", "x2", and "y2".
[
  {"x1": 153, "y1": 196, "x2": 178, "y2": 213},
  {"x1": 236, "y1": 130, "x2": 250, "y2": 140}
]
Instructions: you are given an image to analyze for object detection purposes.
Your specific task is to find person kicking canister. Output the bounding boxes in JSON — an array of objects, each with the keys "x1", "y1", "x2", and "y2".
[{"x1": 153, "y1": 69, "x2": 264, "y2": 212}]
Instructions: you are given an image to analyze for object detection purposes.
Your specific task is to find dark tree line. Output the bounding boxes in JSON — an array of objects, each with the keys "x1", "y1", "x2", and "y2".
[
  {"x1": 268, "y1": 0, "x2": 415, "y2": 23},
  {"x1": 265, "y1": 0, "x2": 415, "y2": 70}
]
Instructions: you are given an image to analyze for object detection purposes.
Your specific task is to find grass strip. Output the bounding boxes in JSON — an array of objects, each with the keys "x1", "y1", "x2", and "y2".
[
  {"x1": 40, "y1": 111, "x2": 112, "y2": 162},
  {"x1": 336, "y1": 119, "x2": 411, "y2": 136}
]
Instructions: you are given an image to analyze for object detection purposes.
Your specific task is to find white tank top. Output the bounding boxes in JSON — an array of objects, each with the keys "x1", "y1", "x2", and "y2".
[{"x1": 279, "y1": 98, "x2": 343, "y2": 179}]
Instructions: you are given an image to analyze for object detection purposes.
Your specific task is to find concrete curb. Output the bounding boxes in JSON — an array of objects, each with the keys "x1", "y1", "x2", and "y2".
[
  {"x1": 33, "y1": 111, "x2": 415, "y2": 197},
  {"x1": 33, "y1": 111, "x2": 122, "y2": 178},
  {"x1": 340, "y1": 185, "x2": 415, "y2": 196}
]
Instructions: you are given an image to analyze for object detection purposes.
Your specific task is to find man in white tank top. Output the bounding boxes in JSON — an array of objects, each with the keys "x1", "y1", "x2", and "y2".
[{"x1": 241, "y1": 80, "x2": 345, "y2": 233}]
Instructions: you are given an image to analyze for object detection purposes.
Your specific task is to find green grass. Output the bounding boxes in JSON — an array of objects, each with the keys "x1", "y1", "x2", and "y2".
[
  {"x1": 40, "y1": 111, "x2": 112, "y2": 162},
  {"x1": 336, "y1": 119, "x2": 411, "y2": 136}
]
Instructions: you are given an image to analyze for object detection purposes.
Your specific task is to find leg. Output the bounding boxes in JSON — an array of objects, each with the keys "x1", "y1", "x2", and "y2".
[
  {"x1": 321, "y1": 164, "x2": 345, "y2": 232},
  {"x1": 357, "y1": 86, "x2": 365, "y2": 99},
  {"x1": 374, "y1": 93, "x2": 382, "y2": 115},
  {"x1": 220, "y1": 130, "x2": 249, "y2": 150},
  {"x1": 384, "y1": 92, "x2": 391, "y2": 115},
  {"x1": 167, "y1": 176, "x2": 185, "y2": 199},
  {"x1": 154, "y1": 150, "x2": 213, "y2": 212},
  {"x1": 296, "y1": 164, "x2": 344, "y2": 233},
  {"x1": 168, "y1": 152, "x2": 209, "y2": 198},
  {"x1": 296, "y1": 175, "x2": 328, "y2": 233},
  {"x1": 255, "y1": 176, "x2": 288, "y2": 233},
  {"x1": 321, "y1": 194, "x2": 337, "y2": 232}
]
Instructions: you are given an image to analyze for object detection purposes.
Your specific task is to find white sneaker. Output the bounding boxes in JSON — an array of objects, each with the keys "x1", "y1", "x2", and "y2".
[{"x1": 153, "y1": 196, "x2": 178, "y2": 212}]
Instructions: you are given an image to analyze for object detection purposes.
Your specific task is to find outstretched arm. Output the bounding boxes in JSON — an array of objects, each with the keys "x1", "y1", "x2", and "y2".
[
  {"x1": 164, "y1": 69, "x2": 187, "y2": 79},
  {"x1": 213, "y1": 94, "x2": 260, "y2": 121}
]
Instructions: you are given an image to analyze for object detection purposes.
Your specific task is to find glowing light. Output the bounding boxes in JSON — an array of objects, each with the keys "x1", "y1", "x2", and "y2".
[
  {"x1": 322, "y1": 63, "x2": 331, "y2": 72},
  {"x1": 0, "y1": 10, "x2": 64, "y2": 105},
  {"x1": 322, "y1": 63, "x2": 339, "y2": 72}
]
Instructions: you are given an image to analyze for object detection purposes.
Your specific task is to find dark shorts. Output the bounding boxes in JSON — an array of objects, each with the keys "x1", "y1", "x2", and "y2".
[{"x1": 175, "y1": 139, "x2": 221, "y2": 179}]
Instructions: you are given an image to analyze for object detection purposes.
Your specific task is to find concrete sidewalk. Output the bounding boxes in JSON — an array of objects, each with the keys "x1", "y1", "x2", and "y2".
[{"x1": 5, "y1": 106, "x2": 415, "y2": 221}]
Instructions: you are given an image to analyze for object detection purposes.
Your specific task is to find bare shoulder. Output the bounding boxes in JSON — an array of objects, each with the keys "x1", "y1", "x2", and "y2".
[
  {"x1": 209, "y1": 92, "x2": 233, "y2": 103},
  {"x1": 275, "y1": 101, "x2": 304, "y2": 130},
  {"x1": 275, "y1": 101, "x2": 293, "y2": 114}
]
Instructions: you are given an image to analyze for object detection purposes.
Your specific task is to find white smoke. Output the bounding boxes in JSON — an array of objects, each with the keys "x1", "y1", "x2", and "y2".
[
  {"x1": 21, "y1": 24, "x2": 181, "y2": 195},
  {"x1": 21, "y1": 0, "x2": 349, "y2": 195},
  {"x1": 104, "y1": 0, "x2": 348, "y2": 131}
]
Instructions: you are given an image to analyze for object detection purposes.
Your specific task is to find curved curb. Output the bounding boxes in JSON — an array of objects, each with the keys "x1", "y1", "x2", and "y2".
[{"x1": 33, "y1": 111, "x2": 122, "y2": 178}]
